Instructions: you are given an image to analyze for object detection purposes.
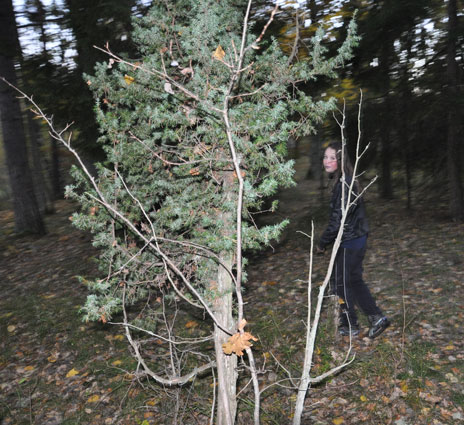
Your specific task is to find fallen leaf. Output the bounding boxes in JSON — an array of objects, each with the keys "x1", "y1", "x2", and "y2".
[
  {"x1": 164, "y1": 82, "x2": 174, "y2": 94},
  {"x1": 124, "y1": 75, "x2": 135, "y2": 85},
  {"x1": 112, "y1": 360, "x2": 122, "y2": 366},
  {"x1": 233, "y1": 169, "x2": 246, "y2": 179},
  {"x1": 333, "y1": 418, "x2": 344, "y2": 425},
  {"x1": 189, "y1": 168, "x2": 200, "y2": 176},
  {"x1": 113, "y1": 335, "x2": 124, "y2": 341},
  {"x1": 87, "y1": 394, "x2": 100, "y2": 403},
  {"x1": 47, "y1": 355, "x2": 57, "y2": 363},
  {"x1": 262, "y1": 281, "x2": 277, "y2": 286},
  {"x1": 7, "y1": 325, "x2": 15, "y2": 332},
  {"x1": 185, "y1": 320, "x2": 198, "y2": 329},
  {"x1": 360, "y1": 395, "x2": 367, "y2": 402},
  {"x1": 213, "y1": 45, "x2": 225, "y2": 61},
  {"x1": 24, "y1": 365, "x2": 34, "y2": 371},
  {"x1": 180, "y1": 67, "x2": 193, "y2": 75},
  {"x1": 66, "y1": 368, "x2": 79, "y2": 378}
]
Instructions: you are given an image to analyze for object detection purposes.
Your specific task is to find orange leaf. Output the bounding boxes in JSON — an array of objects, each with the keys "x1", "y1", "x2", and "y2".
[
  {"x1": 185, "y1": 320, "x2": 198, "y2": 329},
  {"x1": 213, "y1": 45, "x2": 225, "y2": 61},
  {"x1": 233, "y1": 170, "x2": 246, "y2": 179},
  {"x1": 189, "y1": 168, "x2": 200, "y2": 176},
  {"x1": 222, "y1": 332, "x2": 258, "y2": 356}
]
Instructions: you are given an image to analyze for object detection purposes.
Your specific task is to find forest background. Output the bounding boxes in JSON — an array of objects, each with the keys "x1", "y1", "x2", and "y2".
[{"x1": 0, "y1": 0, "x2": 463, "y2": 424}]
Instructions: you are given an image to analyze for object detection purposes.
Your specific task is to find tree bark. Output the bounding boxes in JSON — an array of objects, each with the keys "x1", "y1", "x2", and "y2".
[
  {"x1": 214, "y1": 252, "x2": 237, "y2": 425},
  {"x1": 26, "y1": 109, "x2": 54, "y2": 213},
  {"x1": 399, "y1": 30, "x2": 414, "y2": 210},
  {"x1": 446, "y1": 0, "x2": 463, "y2": 220},
  {"x1": 379, "y1": 40, "x2": 393, "y2": 199},
  {"x1": 213, "y1": 170, "x2": 237, "y2": 425},
  {"x1": 0, "y1": 0, "x2": 45, "y2": 234}
]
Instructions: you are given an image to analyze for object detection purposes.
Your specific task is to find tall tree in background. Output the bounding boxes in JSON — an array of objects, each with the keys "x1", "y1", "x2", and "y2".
[
  {"x1": 446, "y1": 0, "x2": 463, "y2": 220},
  {"x1": 0, "y1": 0, "x2": 45, "y2": 234},
  {"x1": 63, "y1": 0, "x2": 136, "y2": 157}
]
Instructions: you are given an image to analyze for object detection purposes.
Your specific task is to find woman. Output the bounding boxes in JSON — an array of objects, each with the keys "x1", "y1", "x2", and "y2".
[{"x1": 317, "y1": 142, "x2": 390, "y2": 338}]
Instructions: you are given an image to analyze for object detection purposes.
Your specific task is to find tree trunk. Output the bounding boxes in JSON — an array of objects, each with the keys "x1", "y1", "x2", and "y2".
[
  {"x1": 214, "y1": 252, "x2": 237, "y2": 425},
  {"x1": 0, "y1": 0, "x2": 45, "y2": 234},
  {"x1": 400, "y1": 30, "x2": 413, "y2": 210},
  {"x1": 26, "y1": 109, "x2": 54, "y2": 213},
  {"x1": 50, "y1": 137, "x2": 62, "y2": 199},
  {"x1": 446, "y1": 0, "x2": 463, "y2": 220},
  {"x1": 379, "y1": 41, "x2": 393, "y2": 199},
  {"x1": 211, "y1": 168, "x2": 238, "y2": 425}
]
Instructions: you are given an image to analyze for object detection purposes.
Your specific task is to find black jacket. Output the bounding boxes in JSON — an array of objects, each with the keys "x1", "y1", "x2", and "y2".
[{"x1": 319, "y1": 176, "x2": 369, "y2": 249}]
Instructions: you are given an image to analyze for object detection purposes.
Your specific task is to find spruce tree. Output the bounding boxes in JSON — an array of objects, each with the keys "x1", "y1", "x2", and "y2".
[{"x1": 64, "y1": 1, "x2": 358, "y2": 422}]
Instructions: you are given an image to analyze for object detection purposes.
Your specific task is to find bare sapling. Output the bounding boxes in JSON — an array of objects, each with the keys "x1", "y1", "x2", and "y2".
[{"x1": 292, "y1": 92, "x2": 377, "y2": 425}]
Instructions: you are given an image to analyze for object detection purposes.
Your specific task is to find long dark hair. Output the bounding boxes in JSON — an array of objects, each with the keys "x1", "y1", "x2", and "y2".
[{"x1": 325, "y1": 141, "x2": 359, "y2": 191}]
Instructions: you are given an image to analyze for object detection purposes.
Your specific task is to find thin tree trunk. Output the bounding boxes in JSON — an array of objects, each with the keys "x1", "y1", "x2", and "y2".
[
  {"x1": 211, "y1": 167, "x2": 238, "y2": 425},
  {"x1": 379, "y1": 41, "x2": 393, "y2": 199},
  {"x1": 0, "y1": 0, "x2": 45, "y2": 234},
  {"x1": 400, "y1": 31, "x2": 413, "y2": 210},
  {"x1": 213, "y1": 251, "x2": 237, "y2": 425},
  {"x1": 50, "y1": 137, "x2": 62, "y2": 199},
  {"x1": 26, "y1": 109, "x2": 54, "y2": 213},
  {"x1": 446, "y1": 0, "x2": 463, "y2": 220}
]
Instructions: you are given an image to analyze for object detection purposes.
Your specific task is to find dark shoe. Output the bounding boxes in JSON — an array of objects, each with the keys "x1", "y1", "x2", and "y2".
[
  {"x1": 368, "y1": 314, "x2": 390, "y2": 339},
  {"x1": 339, "y1": 323, "x2": 360, "y2": 337},
  {"x1": 339, "y1": 312, "x2": 360, "y2": 337}
]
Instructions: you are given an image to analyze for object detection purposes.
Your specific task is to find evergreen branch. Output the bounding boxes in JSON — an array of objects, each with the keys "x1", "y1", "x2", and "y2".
[
  {"x1": 129, "y1": 131, "x2": 223, "y2": 166},
  {"x1": 93, "y1": 44, "x2": 223, "y2": 114},
  {"x1": 2, "y1": 79, "x2": 233, "y2": 336}
]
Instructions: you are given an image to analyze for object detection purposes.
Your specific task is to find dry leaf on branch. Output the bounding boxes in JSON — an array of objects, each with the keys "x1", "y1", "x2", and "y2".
[
  {"x1": 180, "y1": 67, "x2": 193, "y2": 75},
  {"x1": 124, "y1": 75, "x2": 135, "y2": 85},
  {"x1": 189, "y1": 168, "x2": 200, "y2": 176},
  {"x1": 222, "y1": 331, "x2": 258, "y2": 356},
  {"x1": 213, "y1": 45, "x2": 225, "y2": 61},
  {"x1": 164, "y1": 82, "x2": 174, "y2": 94}
]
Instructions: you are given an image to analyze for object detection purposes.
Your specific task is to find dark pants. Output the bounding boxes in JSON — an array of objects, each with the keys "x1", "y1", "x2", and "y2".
[{"x1": 331, "y1": 244, "x2": 381, "y2": 324}]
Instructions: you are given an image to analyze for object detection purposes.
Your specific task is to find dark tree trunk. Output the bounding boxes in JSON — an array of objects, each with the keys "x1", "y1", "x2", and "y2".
[
  {"x1": 26, "y1": 109, "x2": 54, "y2": 213},
  {"x1": 400, "y1": 30, "x2": 414, "y2": 210},
  {"x1": 446, "y1": 0, "x2": 463, "y2": 220},
  {"x1": 50, "y1": 137, "x2": 62, "y2": 199},
  {"x1": 379, "y1": 41, "x2": 394, "y2": 199},
  {"x1": 0, "y1": 0, "x2": 46, "y2": 234}
]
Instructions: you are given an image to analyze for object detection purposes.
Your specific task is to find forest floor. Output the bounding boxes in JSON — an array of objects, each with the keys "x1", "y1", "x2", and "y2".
[{"x1": 1, "y1": 142, "x2": 464, "y2": 425}]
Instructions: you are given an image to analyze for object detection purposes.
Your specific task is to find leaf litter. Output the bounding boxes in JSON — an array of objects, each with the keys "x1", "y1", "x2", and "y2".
[{"x1": 1, "y1": 167, "x2": 463, "y2": 425}]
